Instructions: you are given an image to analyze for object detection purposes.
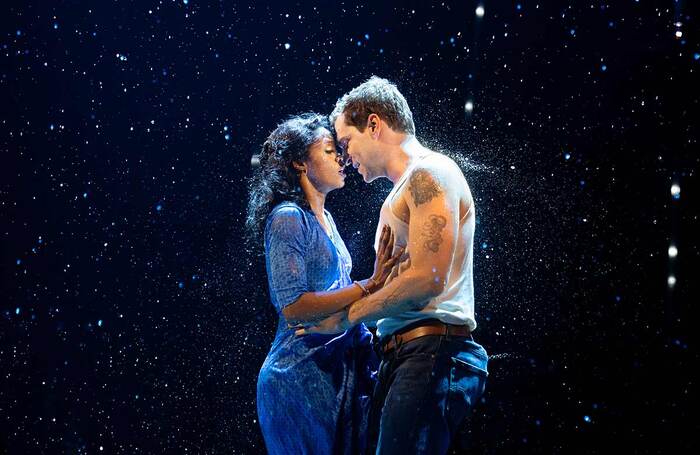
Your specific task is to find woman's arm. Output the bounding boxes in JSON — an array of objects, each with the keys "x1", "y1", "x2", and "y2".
[
  {"x1": 282, "y1": 277, "x2": 377, "y2": 325},
  {"x1": 282, "y1": 225, "x2": 402, "y2": 325}
]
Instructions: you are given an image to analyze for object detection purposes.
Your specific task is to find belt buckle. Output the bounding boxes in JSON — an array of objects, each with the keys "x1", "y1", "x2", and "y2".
[
  {"x1": 380, "y1": 335, "x2": 393, "y2": 354},
  {"x1": 395, "y1": 333, "x2": 405, "y2": 350},
  {"x1": 384, "y1": 333, "x2": 402, "y2": 355}
]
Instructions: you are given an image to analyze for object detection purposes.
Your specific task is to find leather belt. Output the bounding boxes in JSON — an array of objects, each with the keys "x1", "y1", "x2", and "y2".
[{"x1": 380, "y1": 319, "x2": 471, "y2": 354}]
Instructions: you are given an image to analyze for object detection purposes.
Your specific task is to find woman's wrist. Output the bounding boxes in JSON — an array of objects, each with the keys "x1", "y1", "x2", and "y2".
[
  {"x1": 364, "y1": 277, "x2": 379, "y2": 294},
  {"x1": 353, "y1": 280, "x2": 370, "y2": 297}
]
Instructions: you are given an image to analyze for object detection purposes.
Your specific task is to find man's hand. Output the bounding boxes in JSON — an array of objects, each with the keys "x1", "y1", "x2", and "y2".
[{"x1": 295, "y1": 309, "x2": 350, "y2": 336}]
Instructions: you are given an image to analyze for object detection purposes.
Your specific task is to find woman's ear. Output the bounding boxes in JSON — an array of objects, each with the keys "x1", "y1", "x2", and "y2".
[{"x1": 292, "y1": 160, "x2": 307, "y2": 174}]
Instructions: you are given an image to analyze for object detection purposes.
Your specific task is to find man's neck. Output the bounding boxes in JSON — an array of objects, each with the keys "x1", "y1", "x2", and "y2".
[{"x1": 385, "y1": 135, "x2": 426, "y2": 184}]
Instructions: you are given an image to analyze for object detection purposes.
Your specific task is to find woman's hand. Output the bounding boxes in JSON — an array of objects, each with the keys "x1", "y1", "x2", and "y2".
[
  {"x1": 369, "y1": 225, "x2": 404, "y2": 292},
  {"x1": 384, "y1": 255, "x2": 411, "y2": 287}
]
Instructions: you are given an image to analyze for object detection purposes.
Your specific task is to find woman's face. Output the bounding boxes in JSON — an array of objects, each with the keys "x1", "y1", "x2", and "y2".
[{"x1": 304, "y1": 128, "x2": 346, "y2": 194}]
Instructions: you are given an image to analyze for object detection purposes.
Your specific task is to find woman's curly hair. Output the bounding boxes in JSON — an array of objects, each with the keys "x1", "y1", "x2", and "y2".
[{"x1": 246, "y1": 113, "x2": 330, "y2": 251}]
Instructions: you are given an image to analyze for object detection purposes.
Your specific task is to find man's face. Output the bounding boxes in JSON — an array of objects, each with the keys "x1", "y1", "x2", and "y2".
[{"x1": 333, "y1": 114, "x2": 382, "y2": 183}]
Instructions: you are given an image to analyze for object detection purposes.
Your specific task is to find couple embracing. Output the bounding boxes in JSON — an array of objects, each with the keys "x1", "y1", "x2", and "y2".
[{"x1": 246, "y1": 77, "x2": 489, "y2": 454}]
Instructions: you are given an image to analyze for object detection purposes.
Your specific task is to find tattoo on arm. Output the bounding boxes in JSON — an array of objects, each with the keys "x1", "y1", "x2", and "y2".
[
  {"x1": 408, "y1": 169, "x2": 442, "y2": 206},
  {"x1": 380, "y1": 286, "x2": 400, "y2": 309},
  {"x1": 421, "y1": 214, "x2": 446, "y2": 252}
]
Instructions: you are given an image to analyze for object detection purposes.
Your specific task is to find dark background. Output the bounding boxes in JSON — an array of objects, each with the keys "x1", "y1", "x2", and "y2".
[{"x1": 2, "y1": 1, "x2": 697, "y2": 453}]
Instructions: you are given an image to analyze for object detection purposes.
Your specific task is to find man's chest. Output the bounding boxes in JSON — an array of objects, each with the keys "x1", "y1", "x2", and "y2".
[{"x1": 388, "y1": 186, "x2": 411, "y2": 225}]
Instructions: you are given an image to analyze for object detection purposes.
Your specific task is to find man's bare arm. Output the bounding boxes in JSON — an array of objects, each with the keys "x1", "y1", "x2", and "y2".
[{"x1": 347, "y1": 167, "x2": 461, "y2": 325}]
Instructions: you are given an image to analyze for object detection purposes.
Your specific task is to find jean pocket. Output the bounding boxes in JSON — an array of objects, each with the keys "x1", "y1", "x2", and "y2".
[
  {"x1": 447, "y1": 356, "x2": 487, "y2": 416},
  {"x1": 451, "y1": 355, "x2": 488, "y2": 378}
]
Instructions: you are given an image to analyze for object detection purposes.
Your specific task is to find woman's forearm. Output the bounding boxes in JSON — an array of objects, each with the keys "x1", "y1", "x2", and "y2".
[{"x1": 281, "y1": 279, "x2": 375, "y2": 325}]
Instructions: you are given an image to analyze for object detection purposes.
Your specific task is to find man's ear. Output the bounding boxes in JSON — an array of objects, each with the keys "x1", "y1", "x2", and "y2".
[{"x1": 367, "y1": 113, "x2": 380, "y2": 139}]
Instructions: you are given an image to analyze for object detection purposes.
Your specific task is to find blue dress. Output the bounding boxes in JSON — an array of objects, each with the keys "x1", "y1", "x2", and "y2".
[{"x1": 257, "y1": 202, "x2": 378, "y2": 454}]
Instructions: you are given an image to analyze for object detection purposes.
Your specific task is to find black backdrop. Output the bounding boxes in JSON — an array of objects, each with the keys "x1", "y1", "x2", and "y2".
[{"x1": 2, "y1": 1, "x2": 697, "y2": 453}]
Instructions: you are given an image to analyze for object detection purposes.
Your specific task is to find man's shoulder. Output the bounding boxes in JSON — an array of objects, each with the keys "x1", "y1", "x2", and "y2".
[{"x1": 411, "y1": 152, "x2": 466, "y2": 186}]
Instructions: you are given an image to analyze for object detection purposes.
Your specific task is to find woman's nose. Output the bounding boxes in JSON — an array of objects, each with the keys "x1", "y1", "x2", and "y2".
[{"x1": 338, "y1": 151, "x2": 349, "y2": 166}]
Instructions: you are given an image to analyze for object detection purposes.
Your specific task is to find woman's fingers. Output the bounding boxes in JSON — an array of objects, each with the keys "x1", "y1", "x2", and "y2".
[
  {"x1": 384, "y1": 247, "x2": 405, "y2": 265},
  {"x1": 388, "y1": 262, "x2": 399, "y2": 280},
  {"x1": 377, "y1": 225, "x2": 389, "y2": 258},
  {"x1": 380, "y1": 252, "x2": 408, "y2": 283},
  {"x1": 385, "y1": 255, "x2": 404, "y2": 275}
]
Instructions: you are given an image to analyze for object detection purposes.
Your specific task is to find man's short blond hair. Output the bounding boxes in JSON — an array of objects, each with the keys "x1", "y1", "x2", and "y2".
[{"x1": 330, "y1": 76, "x2": 415, "y2": 135}]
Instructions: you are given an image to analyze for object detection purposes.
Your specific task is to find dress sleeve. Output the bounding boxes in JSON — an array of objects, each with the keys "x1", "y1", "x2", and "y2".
[{"x1": 265, "y1": 206, "x2": 309, "y2": 312}]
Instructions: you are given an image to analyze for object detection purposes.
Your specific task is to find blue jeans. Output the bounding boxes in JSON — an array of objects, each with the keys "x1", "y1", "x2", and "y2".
[{"x1": 368, "y1": 331, "x2": 488, "y2": 454}]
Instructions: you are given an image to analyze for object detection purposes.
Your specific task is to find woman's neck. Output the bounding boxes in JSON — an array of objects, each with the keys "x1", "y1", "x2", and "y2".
[{"x1": 300, "y1": 178, "x2": 326, "y2": 219}]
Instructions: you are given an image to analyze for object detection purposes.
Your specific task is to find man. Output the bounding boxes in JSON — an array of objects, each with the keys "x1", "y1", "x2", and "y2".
[{"x1": 299, "y1": 76, "x2": 489, "y2": 454}]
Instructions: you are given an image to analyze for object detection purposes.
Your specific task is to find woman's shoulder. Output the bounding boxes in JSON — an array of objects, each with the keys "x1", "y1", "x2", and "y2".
[
  {"x1": 266, "y1": 201, "x2": 310, "y2": 234},
  {"x1": 270, "y1": 201, "x2": 304, "y2": 216}
]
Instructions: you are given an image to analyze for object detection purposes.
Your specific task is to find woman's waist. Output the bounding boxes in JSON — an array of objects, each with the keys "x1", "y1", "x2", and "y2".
[{"x1": 270, "y1": 321, "x2": 371, "y2": 351}]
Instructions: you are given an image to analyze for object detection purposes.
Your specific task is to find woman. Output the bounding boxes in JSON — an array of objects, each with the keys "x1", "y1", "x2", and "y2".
[{"x1": 246, "y1": 113, "x2": 402, "y2": 454}]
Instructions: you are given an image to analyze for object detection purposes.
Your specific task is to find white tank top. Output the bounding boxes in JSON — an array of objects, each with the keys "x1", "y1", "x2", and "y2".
[{"x1": 373, "y1": 152, "x2": 477, "y2": 338}]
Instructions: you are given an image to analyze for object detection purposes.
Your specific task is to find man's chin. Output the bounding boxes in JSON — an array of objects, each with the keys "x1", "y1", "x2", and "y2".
[{"x1": 363, "y1": 173, "x2": 378, "y2": 183}]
